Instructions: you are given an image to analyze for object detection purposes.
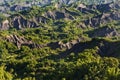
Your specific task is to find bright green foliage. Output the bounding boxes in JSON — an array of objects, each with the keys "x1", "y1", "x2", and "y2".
[
  {"x1": 0, "y1": 38, "x2": 119, "y2": 80},
  {"x1": 0, "y1": 1, "x2": 119, "y2": 80},
  {"x1": 0, "y1": 65, "x2": 13, "y2": 80}
]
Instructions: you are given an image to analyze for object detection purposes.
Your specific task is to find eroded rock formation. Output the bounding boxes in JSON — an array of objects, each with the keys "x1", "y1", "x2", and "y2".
[{"x1": 6, "y1": 35, "x2": 46, "y2": 49}]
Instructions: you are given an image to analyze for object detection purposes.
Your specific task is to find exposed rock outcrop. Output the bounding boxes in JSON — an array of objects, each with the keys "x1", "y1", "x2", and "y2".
[
  {"x1": 11, "y1": 16, "x2": 38, "y2": 29},
  {"x1": 10, "y1": 5, "x2": 29, "y2": 11},
  {"x1": 0, "y1": 20, "x2": 10, "y2": 30},
  {"x1": 5, "y1": 34, "x2": 85, "y2": 50},
  {"x1": 45, "y1": 10, "x2": 75, "y2": 20},
  {"x1": 6, "y1": 35, "x2": 46, "y2": 49},
  {"x1": 62, "y1": 38, "x2": 120, "y2": 57},
  {"x1": 47, "y1": 37, "x2": 84, "y2": 50},
  {"x1": 84, "y1": 2, "x2": 120, "y2": 27},
  {"x1": 0, "y1": 2, "x2": 119, "y2": 31},
  {"x1": 85, "y1": 11, "x2": 120, "y2": 27},
  {"x1": 87, "y1": 26, "x2": 119, "y2": 38}
]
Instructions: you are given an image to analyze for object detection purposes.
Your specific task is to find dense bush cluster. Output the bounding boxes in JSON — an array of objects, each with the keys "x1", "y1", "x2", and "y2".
[{"x1": 0, "y1": 28, "x2": 119, "y2": 80}]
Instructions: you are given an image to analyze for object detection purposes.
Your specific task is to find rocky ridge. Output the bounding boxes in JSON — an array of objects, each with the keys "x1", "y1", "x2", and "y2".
[
  {"x1": 5, "y1": 34, "x2": 85, "y2": 50},
  {"x1": 0, "y1": 1, "x2": 119, "y2": 51},
  {"x1": 0, "y1": 2, "x2": 119, "y2": 29},
  {"x1": 0, "y1": 2, "x2": 119, "y2": 38}
]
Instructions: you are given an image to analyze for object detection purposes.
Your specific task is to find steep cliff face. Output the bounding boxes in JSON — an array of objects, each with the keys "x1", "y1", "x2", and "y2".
[
  {"x1": 12, "y1": 16, "x2": 38, "y2": 29},
  {"x1": 84, "y1": 2, "x2": 120, "y2": 27},
  {"x1": 87, "y1": 26, "x2": 119, "y2": 38},
  {"x1": 8, "y1": 2, "x2": 119, "y2": 28},
  {"x1": 6, "y1": 35, "x2": 46, "y2": 49},
  {"x1": 8, "y1": 15, "x2": 50, "y2": 29},
  {"x1": 47, "y1": 37, "x2": 84, "y2": 50},
  {"x1": 63, "y1": 38, "x2": 120, "y2": 57},
  {"x1": 85, "y1": 11, "x2": 120, "y2": 27},
  {"x1": 5, "y1": 34, "x2": 84, "y2": 50},
  {"x1": 7, "y1": 10, "x2": 75, "y2": 29},
  {"x1": 0, "y1": 2, "x2": 119, "y2": 40},
  {"x1": 0, "y1": 20, "x2": 9, "y2": 30}
]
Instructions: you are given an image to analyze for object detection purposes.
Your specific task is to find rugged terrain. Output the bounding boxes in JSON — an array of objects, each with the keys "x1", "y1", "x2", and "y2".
[{"x1": 0, "y1": 1, "x2": 119, "y2": 80}]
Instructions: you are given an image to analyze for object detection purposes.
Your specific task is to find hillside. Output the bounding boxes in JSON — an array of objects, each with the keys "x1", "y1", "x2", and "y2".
[
  {"x1": 0, "y1": 0, "x2": 118, "y2": 13},
  {"x1": 0, "y1": 1, "x2": 120, "y2": 80}
]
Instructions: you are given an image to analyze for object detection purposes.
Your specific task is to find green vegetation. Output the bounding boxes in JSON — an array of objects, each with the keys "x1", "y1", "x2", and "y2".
[
  {"x1": 0, "y1": 1, "x2": 119, "y2": 80},
  {"x1": 0, "y1": 37, "x2": 120, "y2": 80}
]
